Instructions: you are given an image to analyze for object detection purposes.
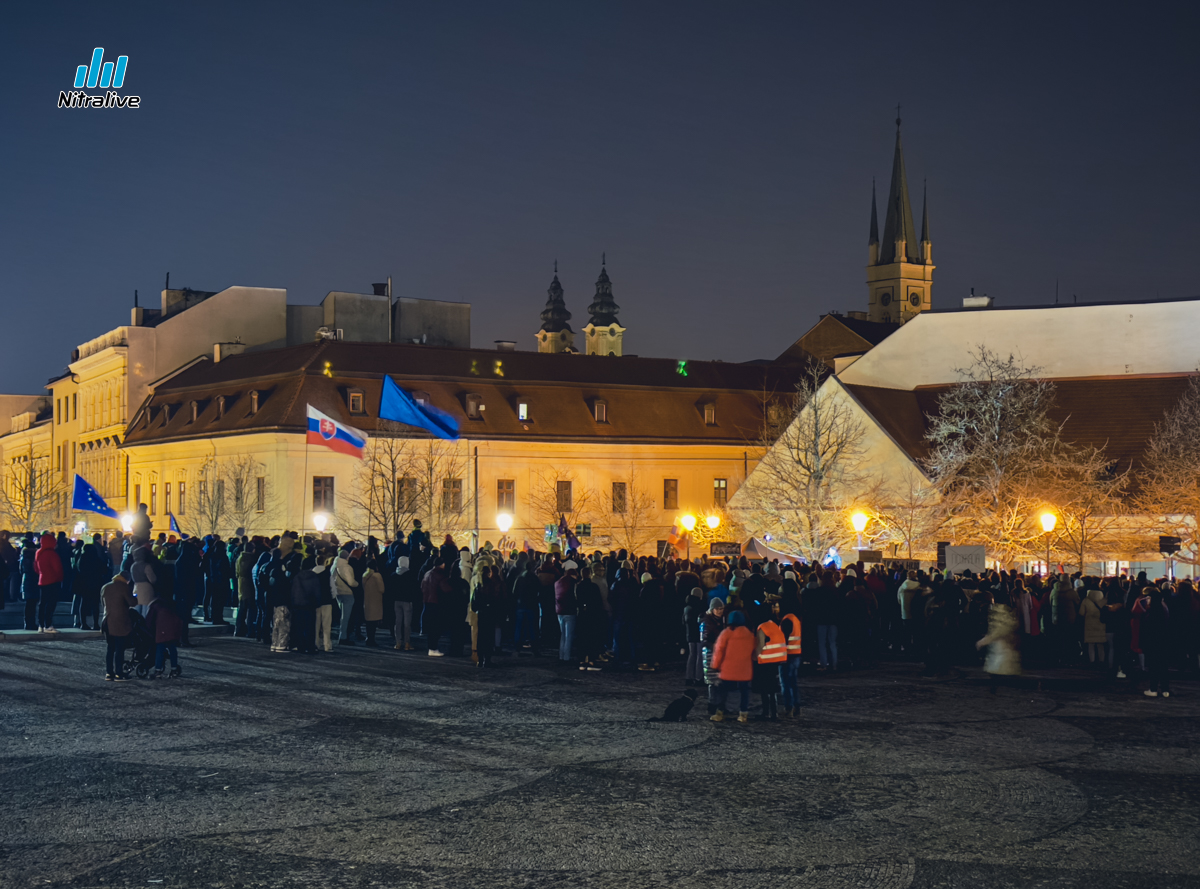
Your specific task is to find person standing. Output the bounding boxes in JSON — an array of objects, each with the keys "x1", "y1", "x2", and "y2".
[
  {"x1": 682, "y1": 587, "x2": 705, "y2": 686},
  {"x1": 1136, "y1": 585, "x2": 1172, "y2": 698},
  {"x1": 234, "y1": 541, "x2": 258, "y2": 637},
  {"x1": 129, "y1": 545, "x2": 157, "y2": 616},
  {"x1": 362, "y1": 559, "x2": 385, "y2": 647},
  {"x1": 146, "y1": 591, "x2": 183, "y2": 678},
  {"x1": 709, "y1": 610, "x2": 756, "y2": 724},
  {"x1": 512, "y1": 561, "x2": 541, "y2": 653},
  {"x1": 554, "y1": 566, "x2": 579, "y2": 663},
  {"x1": 35, "y1": 532, "x2": 63, "y2": 633},
  {"x1": 976, "y1": 591, "x2": 1020, "y2": 694},
  {"x1": 420, "y1": 558, "x2": 451, "y2": 656},
  {"x1": 471, "y1": 564, "x2": 504, "y2": 668},
  {"x1": 331, "y1": 544, "x2": 359, "y2": 646},
  {"x1": 779, "y1": 606, "x2": 804, "y2": 715},
  {"x1": 20, "y1": 534, "x2": 38, "y2": 631},
  {"x1": 267, "y1": 548, "x2": 292, "y2": 652},
  {"x1": 753, "y1": 601, "x2": 786, "y2": 721},
  {"x1": 313, "y1": 549, "x2": 335, "y2": 652},
  {"x1": 575, "y1": 565, "x2": 605, "y2": 671},
  {"x1": 290, "y1": 555, "x2": 322, "y2": 654},
  {"x1": 74, "y1": 533, "x2": 108, "y2": 631},
  {"x1": 102, "y1": 573, "x2": 137, "y2": 680},
  {"x1": 392, "y1": 557, "x2": 418, "y2": 651}
]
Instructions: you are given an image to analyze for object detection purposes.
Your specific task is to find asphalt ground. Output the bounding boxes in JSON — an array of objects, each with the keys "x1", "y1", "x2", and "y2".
[{"x1": 1, "y1": 634, "x2": 1198, "y2": 889}]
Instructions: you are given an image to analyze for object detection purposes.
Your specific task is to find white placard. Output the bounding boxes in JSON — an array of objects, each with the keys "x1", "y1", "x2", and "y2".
[{"x1": 944, "y1": 545, "x2": 986, "y2": 575}]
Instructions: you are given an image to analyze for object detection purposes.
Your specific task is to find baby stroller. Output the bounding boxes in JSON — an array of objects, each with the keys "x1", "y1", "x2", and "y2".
[{"x1": 102, "y1": 608, "x2": 155, "y2": 679}]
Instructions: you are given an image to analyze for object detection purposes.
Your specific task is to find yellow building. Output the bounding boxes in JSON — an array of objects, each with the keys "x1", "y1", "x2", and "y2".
[{"x1": 120, "y1": 340, "x2": 797, "y2": 551}]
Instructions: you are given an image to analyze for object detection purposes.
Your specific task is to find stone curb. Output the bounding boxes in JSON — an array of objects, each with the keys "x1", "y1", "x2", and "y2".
[{"x1": 0, "y1": 622, "x2": 235, "y2": 643}]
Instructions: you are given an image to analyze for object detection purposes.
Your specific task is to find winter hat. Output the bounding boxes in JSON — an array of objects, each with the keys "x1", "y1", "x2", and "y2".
[
  {"x1": 397, "y1": 556, "x2": 410, "y2": 575},
  {"x1": 708, "y1": 596, "x2": 725, "y2": 612},
  {"x1": 640, "y1": 572, "x2": 653, "y2": 583},
  {"x1": 691, "y1": 586, "x2": 704, "y2": 599},
  {"x1": 727, "y1": 610, "x2": 746, "y2": 627},
  {"x1": 845, "y1": 568, "x2": 857, "y2": 578},
  {"x1": 563, "y1": 559, "x2": 579, "y2": 571}
]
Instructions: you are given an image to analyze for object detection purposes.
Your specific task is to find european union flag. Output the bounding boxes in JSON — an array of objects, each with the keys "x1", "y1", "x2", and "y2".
[
  {"x1": 379, "y1": 375, "x2": 459, "y2": 440},
  {"x1": 169, "y1": 513, "x2": 181, "y2": 534},
  {"x1": 72, "y1": 474, "x2": 118, "y2": 519}
]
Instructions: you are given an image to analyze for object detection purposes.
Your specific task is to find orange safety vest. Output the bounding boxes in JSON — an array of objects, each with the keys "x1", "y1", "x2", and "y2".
[
  {"x1": 757, "y1": 620, "x2": 787, "y2": 664},
  {"x1": 782, "y1": 613, "x2": 802, "y2": 655}
]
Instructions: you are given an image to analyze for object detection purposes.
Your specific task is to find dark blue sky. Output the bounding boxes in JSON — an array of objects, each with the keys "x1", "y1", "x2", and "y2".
[{"x1": 4, "y1": 1, "x2": 1198, "y2": 392}]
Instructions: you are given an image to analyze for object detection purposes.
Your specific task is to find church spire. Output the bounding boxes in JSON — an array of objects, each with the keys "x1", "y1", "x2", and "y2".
[
  {"x1": 586, "y1": 262, "x2": 621, "y2": 327},
  {"x1": 878, "y1": 116, "x2": 918, "y2": 265},
  {"x1": 539, "y1": 270, "x2": 572, "y2": 333}
]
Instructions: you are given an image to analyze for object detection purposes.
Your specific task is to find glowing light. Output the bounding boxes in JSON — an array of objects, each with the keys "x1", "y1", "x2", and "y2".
[
  {"x1": 312, "y1": 513, "x2": 328, "y2": 533},
  {"x1": 496, "y1": 513, "x2": 513, "y2": 533},
  {"x1": 73, "y1": 521, "x2": 86, "y2": 536},
  {"x1": 1040, "y1": 512, "x2": 1057, "y2": 533},
  {"x1": 680, "y1": 514, "x2": 697, "y2": 532},
  {"x1": 851, "y1": 511, "x2": 869, "y2": 533},
  {"x1": 322, "y1": 361, "x2": 333, "y2": 378},
  {"x1": 120, "y1": 513, "x2": 133, "y2": 533},
  {"x1": 676, "y1": 360, "x2": 689, "y2": 377},
  {"x1": 705, "y1": 515, "x2": 720, "y2": 530}
]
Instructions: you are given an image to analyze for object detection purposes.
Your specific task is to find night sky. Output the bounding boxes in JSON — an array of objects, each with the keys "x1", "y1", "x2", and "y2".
[{"x1": 4, "y1": 1, "x2": 1199, "y2": 393}]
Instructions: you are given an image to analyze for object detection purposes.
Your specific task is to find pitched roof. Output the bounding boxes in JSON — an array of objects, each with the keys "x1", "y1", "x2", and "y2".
[
  {"x1": 844, "y1": 375, "x2": 1191, "y2": 472},
  {"x1": 123, "y1": 340, "x2": 801, "y2": 448},
  {"x1": 776, "y1": 314, "x2": 897, "y2": 364},
  {"x1": 586, "y1": 265, "x2": 621, "y2": 327}
]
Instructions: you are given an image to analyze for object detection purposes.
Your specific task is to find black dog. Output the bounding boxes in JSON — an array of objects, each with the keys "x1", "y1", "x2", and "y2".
[{"x1": 649, "y1": 688, "x2": 699, "y2": 722}]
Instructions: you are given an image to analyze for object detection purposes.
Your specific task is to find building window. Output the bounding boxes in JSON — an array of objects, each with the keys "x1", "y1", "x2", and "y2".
[
  {"x1": 443, "y1": 478, "x2": 463, "y2": 512},
  {"x1": 465, "y1": 393, "x2": 483, "y2": 420},
  {"x1": 413, "y1": 391, "x2": 430, "y2": 406},
  {"x1": 664, "y1": 478, "x2": 678, "y2": 511},
  {"x1": 72, "y1": 393, "x2": 77, "y2": 421},
  {"x1": 256, "y1": 477, "x2": 266, "y2": 512},
  {"x1": 517, "y1": 401, "x2": 529, "y2": 422},
  {"x1": 178, "y1": 481, "x2": 186, "y2": 515},
  {"x1": 704, "y1": 403, "x2": 716, "y2": 426},
  {"x1": 164, "y1": 482, "x2": 172, "y2": 516},
  {"x1": 134, "y1": 484, "x2": 142, "y2": 510},
  {"x1": 215, "y1": 480, "x2": 225, "y2": 512},
  {"x1": 348, "y1": 389, "x2": 365, "y2": 414},
  {"x1": 594, "y1": 399, "x2": 607, "y2": 423},
  {"x1": 249, "y1": 391, "x2": 259, "y2": 414},
  {"x1": 397, "y1": 477, "x2": 417, "y2": 511},
  {"x1": 556, "y1": 480, "x2": 573, "y2": 514},
  {"x1": 234, "y1": 478, "x2": 245, "y2": 511},
  {"x1": 497, "y1": 479, "x2": 515, "y2": 511},
  {"x1": 612, "y1": 481, "x2": 627, "y2": 514},
  {"x1": 713, "y1": 478, "x2": 728, "y2": 507},
  {"x1": 149, "y1": 483, "x2": 157, "y2": 516},
  {"x1": 313, "y1": 476, "x2": 335, "y2": 512}
]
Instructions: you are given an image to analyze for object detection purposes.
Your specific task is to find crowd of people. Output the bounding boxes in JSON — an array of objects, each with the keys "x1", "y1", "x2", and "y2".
[{"x1": 2, "y1": 512, "x2": 1198, "y2": 708}]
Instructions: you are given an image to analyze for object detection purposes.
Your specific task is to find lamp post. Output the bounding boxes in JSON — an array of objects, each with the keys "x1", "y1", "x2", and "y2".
[
  {"x1": 706, "y1": 514, "x2": 720, "y2": 530},
  {"x1": 120, "y1": 513, "x2": 134, "y2": 535},
  {"x1": 312, "y1": 512, "x2": 328, "y2": 538},
  {"x1": 496, "y1": 512, "x2": 513, "y2": 534},
  {"x1": 1040, "y1": 512, "x2": 1056, "y2": 576},
  {"x1": 680, "y1": 513, "x2": 696, "y2": 561},
  {"x1": 851, "y1": 511, "x2": 869, "y2": 551}
]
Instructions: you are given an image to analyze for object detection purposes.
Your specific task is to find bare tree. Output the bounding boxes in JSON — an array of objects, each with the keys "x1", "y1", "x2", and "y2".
[
  {"x1": 1137, "y1": 372, "x2": 1200, "y2": 569},
  {"x1": 528, "y1": 467, "x2": 597, "y2": 548},
  {"x1": 223, "y1": 454, "x2": 281, "y2": 538},
  {"x1": 1044, "y1": 445, "x2": 1134, "y2": 572},
  {"x1": 186, "y1": 456, "x2": 227, "y2": 538},
  {"x1": 608, "y1": 464, "x2": 661, "y2": 556},
  {"x1": 340, "y1": 429, "x2": 472, "y2": 542},
  {"x1": 0, "y1": 444, "x2": 66, "y2": 533},
  {"x1": 731, "y1": 358, "x2": 874, "y2": 563},
  {"x1": 871, "y1": 466, "x2": 944, "y2": 560}
]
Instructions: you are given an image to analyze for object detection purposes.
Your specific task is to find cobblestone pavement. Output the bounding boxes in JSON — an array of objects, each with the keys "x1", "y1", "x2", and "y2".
[{"x1": 1, "y1": 639, "x2": 1197, "y2": 888}]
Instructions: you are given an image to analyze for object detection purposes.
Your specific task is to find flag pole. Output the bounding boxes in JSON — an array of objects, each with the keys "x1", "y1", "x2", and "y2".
[{"x1": 301, "y1": 428, "x2": 310, "y2": 540}]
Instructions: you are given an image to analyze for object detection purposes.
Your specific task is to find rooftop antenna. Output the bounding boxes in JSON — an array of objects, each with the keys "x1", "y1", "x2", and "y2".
[
  {"x1": 602, "y1": 252, "x2": 606, "y2": 267},
  {"x1": 896, "y1": 103, "x2": 901, "y2": 128},
  {"x1": 553, "y1": 259, "x2": 557, "y2": 274},
  {"x1": 133, "y1": 289, "x2": 138, "y2": 308}
]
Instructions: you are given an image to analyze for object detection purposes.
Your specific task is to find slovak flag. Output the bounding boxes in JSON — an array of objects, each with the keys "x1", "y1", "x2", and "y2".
[{"x1": 306, "y1": 404, "x2": 367, "y2": 459}]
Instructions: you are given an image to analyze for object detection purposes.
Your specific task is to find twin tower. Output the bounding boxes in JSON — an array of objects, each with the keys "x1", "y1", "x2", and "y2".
[{"x1": 536, "y1": 259, "x2": 625, "y2": 356}]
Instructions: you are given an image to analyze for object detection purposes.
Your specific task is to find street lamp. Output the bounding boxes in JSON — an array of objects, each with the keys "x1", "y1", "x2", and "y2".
[
  {"x1": 312, "y1": 512, "x2": 328, "y2": 535},
  {"x1": 679, "y1": 514, "x2": 697, "y2": 561},
  {"x1": 851, "y1": 511, "x2": 869, "y2": 550},
  {"x1": 120, "y1": 513, "x2": 133, "y2": 534},
  {"x1": 1040, "y1": 512, "x2": 1056, "y2": 575},
  {"x1": 496, "y1": 512, "x2": 513, "y2": 533},
  {"x1": 706, "y1": 514, "x2": 720, "y2": 530}
]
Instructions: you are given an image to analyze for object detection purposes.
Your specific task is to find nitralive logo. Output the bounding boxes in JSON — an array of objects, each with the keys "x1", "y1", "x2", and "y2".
[{"x1": 58, "y1": 47, "x2": 140, "y2": 109}]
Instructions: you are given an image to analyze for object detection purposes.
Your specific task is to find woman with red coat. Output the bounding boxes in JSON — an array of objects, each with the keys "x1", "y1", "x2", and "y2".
[
  {"x1": 709, "y1": 610, "x2": 756, "y2": 724},
  {"x1": 35, "y1": 533, "x2": 63, "y2": 633}
]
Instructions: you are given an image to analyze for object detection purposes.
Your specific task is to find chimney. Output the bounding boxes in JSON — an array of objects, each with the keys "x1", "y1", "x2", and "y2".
[
  {"x1": 214, "y1": 342, "x2": 247, "y2": 362},
  {"x1": 494, "y1": 340, "x2": 517, "y2": 351},
  {"x1": 372, "y1": 283, "x2": 388, "y2": 296}
]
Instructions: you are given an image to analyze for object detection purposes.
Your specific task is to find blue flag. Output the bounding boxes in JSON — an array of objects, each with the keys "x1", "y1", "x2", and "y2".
[
  {"x1": 379, "y1": 375, "x2": 459, "y2": 440},
  {"x1": 169, "y1": 513, "x2": 181, "y2": 534},
  {"x1": 72, "y1": 474, "x2": 118, "y2": 519}
]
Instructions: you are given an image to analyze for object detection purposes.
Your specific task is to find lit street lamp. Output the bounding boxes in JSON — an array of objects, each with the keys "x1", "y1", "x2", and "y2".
[
  {"x1": 312, "y1": 512, "x2": 328, "y2": 535},
  {"x1": 705, "y1": 514, "x2": 720, "y2": 530},
  {"x1": 120, "y1": 513, "x2": 134, "y2": 534},
  {"x1": 496, "y1": 512, "x2": 513, "y2": 534},
  {"x1": 680, "y1": 514, "x2": 697, "y2": 560},
  {"x1": 1040, "y1": 512, "x2": 1057, "y2": 576},
  {"x1": 851, "y1": 510, "x2": 869, "y2": 550}
]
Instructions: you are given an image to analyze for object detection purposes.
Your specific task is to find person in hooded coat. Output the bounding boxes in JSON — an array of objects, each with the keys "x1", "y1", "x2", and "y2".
[{"x1": 35, "y1": 532, "x2": 63, "y2": 632}]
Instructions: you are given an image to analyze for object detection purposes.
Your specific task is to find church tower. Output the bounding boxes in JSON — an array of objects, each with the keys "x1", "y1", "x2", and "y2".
[
  {"x1": 581, "y1": 257, "x2": 625, "y2": 356},
  {"x1": 866, "y1": 116, "x2": 933, "y2": 324},
  {"x1": 536, "y1": 265, "x2": 576, "y2": 354}
]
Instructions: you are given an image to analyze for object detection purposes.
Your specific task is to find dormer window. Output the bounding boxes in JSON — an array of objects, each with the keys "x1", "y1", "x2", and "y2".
[
  {"x1": 216, "y1": 396, "x2": 226, "y2": 419},
  {"x1": 593, "y1": 399, "x2": 608, "y2": 423},
  {"x1": 249, "y1": 391, "x2": 259, "y2": 414},
  {"x1": 348, "y1": 388, "x2": 365, "y2": 415},
  {"x1": 517, "y1": 401, "x2": 530, "y2": 422},
  {"x1": 413, "y1": 390, "x2": 430, "y2": 406},
  {"x1": 466, "y1": 393, "x2": 484, "y2": 420},
  {"x1": 704, "y1": 402, "x2": 716, "y2": 426},
  {"x1": 190, "y1": 401, "x2": 199, "y2": 422}
]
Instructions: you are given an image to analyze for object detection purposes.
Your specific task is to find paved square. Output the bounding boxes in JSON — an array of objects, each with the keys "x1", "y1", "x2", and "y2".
[{"x1": 1, "y1": 639, "x2": 1197, "y2": 888}]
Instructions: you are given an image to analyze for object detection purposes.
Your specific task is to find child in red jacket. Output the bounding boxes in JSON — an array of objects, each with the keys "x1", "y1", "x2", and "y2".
[{"x1": 146, "y1": 594, "x2": 184, "y2": 678}]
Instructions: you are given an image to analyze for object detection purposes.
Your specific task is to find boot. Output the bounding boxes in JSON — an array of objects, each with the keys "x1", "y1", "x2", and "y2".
[
  {"x1": 737, "y1": 712, "x2": 750, "y2": 724},
  {"x1": 709, "y1": 710, "x2": 725, "y2": 723},
  {"x1": 169, "y1": 666, "x2": 182, "y2": 678}
]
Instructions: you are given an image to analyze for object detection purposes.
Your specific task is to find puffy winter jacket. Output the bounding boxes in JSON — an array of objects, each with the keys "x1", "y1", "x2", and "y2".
[
  {"x1": 711, "y1": 625, "x2": 756, "y2": 681},
  {"x1": 35, "y1": 534, "x2": 63, "y2": 586}
]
